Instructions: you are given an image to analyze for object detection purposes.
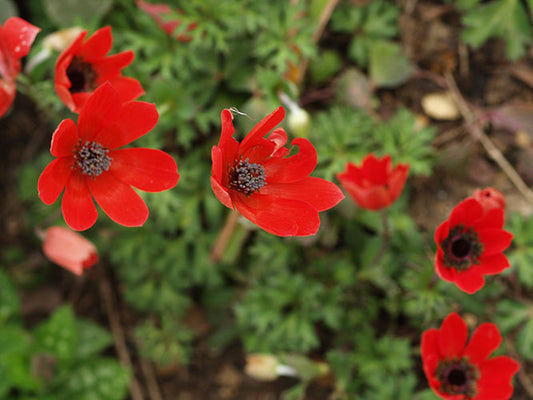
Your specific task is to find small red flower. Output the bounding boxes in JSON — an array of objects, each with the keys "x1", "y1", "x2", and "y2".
[
  {"x1": 38, "y1": 82, "x2": 179, "y2": 231},
  {"x1": 42, "y1": 226, "x2": 98, "y2": 275},
  {"x1": 434, "y1": 198, "x2": 513, "y2": 294},
  {"x1": 471, "y1": 187, "x2": 506, "y2": 213},
  {"x1": 55, "y1": 26, "x2": 144, "y2": 113},
  {"x1": 211, "y1": 107, "x2": 344, "y2": 236},
  {"x1": 136, "y1": 0, "x2": 196, "y2": 42},
  {"x1": 421, "y1": 312, "x2": 519, "y2": 400},
  {"x1": 0, "y1": 17, "x2": 40, "y2": 118},
  {"x1": 336, "y1": 154, "x2": 409, "y2": 210}
]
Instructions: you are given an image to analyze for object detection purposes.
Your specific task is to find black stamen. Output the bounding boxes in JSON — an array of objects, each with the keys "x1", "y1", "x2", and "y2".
[
  {"x1": 441, "y1": 225, "x2": 484, "y2": 271},
  {"x1": 66, "y1": 56, "x2": 97, "y2": 94},
  {"x1": 228, "y1": 159, "x2": 266, "y2": 195},
  {"x1": 75, "y1": 141, "x2": 112, "y2": 178},
  {"x1": 436, "y1": 358, "x2": 479, "y2": 398}
]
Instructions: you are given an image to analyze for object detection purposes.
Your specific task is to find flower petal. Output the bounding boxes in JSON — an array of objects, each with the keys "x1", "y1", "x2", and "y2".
[
  {"x1": 94, "y1": 100, "x2": 158, "y2": 149},
  {"x1": 106, "y1": 76, "x2": 145, "y2": 103},
  {"x1": 361, "y1": 154, "x2": 391, "y2": 185},
  {"x1": 211, "y1": 176, "x2": 234, "y2": 209},
  {"x1": 448, "y1": 198, "x2": 483, "y2": 227},
  {"x1": 438, "y1": 312, "x2": 468, "y2": 358},
  {"x1": 77, "y1": 82, "x2": 122, "y2": 142},
  {"x1": 92, "y1": 50, "x2": 134, "y2": 79},
  {"x1": 87, "y1": 172, "x2": 148, "y2": 227},
  {"x1": 78, "y1": 26, "x2": 112, "y2": 61},
  {"x1": 474, "y1": 207, "x2": 504, "y2": 230},
  {"x1": 218, "y1": 109, "x2": 236, "y2": 148},
  {"x1": 478, "y1": 253, "x2": 511, "y2": 275},
  {"x1": 463, "y1": 323, "x2": 501, "y2": 365},
  {"x1": 477, "y1": 228, "x2": 513, "y2": 256},
  {"x1": 263, "y1": 138, "x2": 317, "y2": 183},
  {"x1": 239, "y1": 107, "x2": 285, "y2": 154},
  {"x1": 50, "y1": 119, "x2": 78, "y2": 157},
  {"x1": 259, "y1": 177, "x2": 344, "y2": 211},
  {"x1": 38, "y1": 157, "x2": 74, "y2": 205},
  {"x1": 454, "y1": 268, "x2": 486, "y2": 294},
  {"x1": 0, "y1": 80, "x2": 16, "y2": 117},
  {"x1": 62, "y1": 172, "x2": 98, "y2": 231},
  {"x1": 476, "y1": 356, "x2": 520, "y2": 399},
  {"x1": 108, "y1": 148, "x2": 179, "y2": 192},
  {"x1": 3, "y1": 17, "x2": 40, "y2": 59}
]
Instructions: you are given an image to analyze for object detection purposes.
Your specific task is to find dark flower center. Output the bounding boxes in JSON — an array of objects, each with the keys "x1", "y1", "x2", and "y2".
[
  {"x1": 75, "y1": 141, "x2": 112, "y2": 178},
  {"x1": 228, "y1": 158, "x2": 266, "y2": 195},
  {"x1": 436, "y1": 358, "x2": 479, "y2": 398},
  {"x1": 66, "y1": 56, "x2": 97, "y2": 93},
  {"x1": 441, "y1": 225, "x2": 483, "y2": 271}
]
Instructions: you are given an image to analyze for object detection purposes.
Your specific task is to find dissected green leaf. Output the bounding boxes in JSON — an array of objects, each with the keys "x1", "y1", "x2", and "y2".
[
  {"x1": 369, "y1": 40, "x2": 414, "y2": 88},
  {"x1": 43, "y1": 0, "x2": 113, "y2": 27},
  {"x1": 0, "y1": 269, "x2": 20, "y2": 323},
  {"x1": 75, "y1": 319, "x2": 113, "y2": 360},
  {"x1": 517, "y1": 318, "x2": 533, "y2": 360}
]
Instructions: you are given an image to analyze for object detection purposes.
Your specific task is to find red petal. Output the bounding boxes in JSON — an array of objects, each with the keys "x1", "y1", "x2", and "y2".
[
  {"x1": 388, "y1": 164, "x2": 409, "y2": 199},
  {"x1": 435, "y1": 249, "x2": 457, "y2": 282},
  {"x1": 3, "y1": 17, "x2": 40, "y2": 59},
  {"x1": 77, "y1": 82, "x2": 122, "y2": 142},
  {"x1": 474, "y1": 207, "x2": 504, "y2": 230},
  {"x1": 79, "y1": 26, "x2": 112, "y2": 61},
  {"x1": 361, "y1": 154, "x2": 391, "y2": 185},
  {"x1": 438, "y1": 312, "x2": 468, "y2": 358},
  {"x1": 478, "y1": 253, "x2": 511, "y2": 275},
  {"x1": 268, "y1": 127, "x2": 288, "y2": 155},
  {"x1": 232, "y1": 192, "x2": 320, "y2": 236},
  {"x1": 95, "y1": 100, "x2": 158, "y2": 149},
  {"x1": 71, "y1": 91, "x2": 93, "y2": 113},
  {"x1": 434, "y1": 220, "x2": 449, "y2": 246},
  {"x1": 0, "y1": 80, "x2": 16, "y2": 117},
  {"x1": 219, "y1": 109, "x2": 236, "y2": 148},
  {"x1": 87, "y1": 172, "x2": 148, "y2": 227},
  {"x1": 477, "y1": 228, "x2": 513, "y2": 255},
  {"x1": 341, "y1": 182, "x2": 391, "y2": 210},
  {"x1": 106, "y1": 76, "x2": 145, "y2": 102},
  {"x1": 263, "y1": 138, "x2": 317, "y2": 183},
  {"x1": 92, "y1": 51, "x2": 134, "y2": 79},
  {"x1": 50, "y1": 119, "x2": 78, "y2": 157},
  {"x1": 454, "y1": 268, "x2": 485, "y2": 294},
  {"x1": 448, "y1": 198, "x2": 484, "y2": 227},
  {"x1": 463, "y1": 323, "x2": 501, "y2": 365},
  {"x1": 259, "y1": 177, "x2": 344, "y2": 211},
  {"x1": 62, "y1": 172, "x2": 98, "y2": 231},
  {"x1": 38, "y1": 157, "x2": 74, "y2": 205},
  {"x1": 476, "y1": 356, "x2": 520, "y2": 399},
  {"x1": 211, "y1": 176, "x2": 234, "y2": 209},
  {"x1": 421, "y1": 328, "x2": 440, "y2": 360},
  {"x1": 239, "y1": 107, "x2": 285, "y2": 154},
  {"x1": 109, "y1": 148, "x2": 179, "y2": 192}
]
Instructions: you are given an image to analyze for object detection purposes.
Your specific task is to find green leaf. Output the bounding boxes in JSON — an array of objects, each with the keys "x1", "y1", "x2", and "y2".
[
  {"x1": 43, "y1": 0, "x2": 113, "y2": 27},
  {"x1": 517, "y1": 318, "x2": 533, "y2": 359},
  {"x1": 495, "y1": 299, "x2": 531, "y2": 333},
  {"x1": 0, "y1": 0, "x2": 17, "y2": 23},
  {"x1": 369, "y1": 41, "x2": 414, "y2": 88},
  {"x1": 461, "y1": 0, "x2": 531, "y2": 60},
  {"x1": 0, "y1": 269, "x2": 20, "y2": 323},
  {"x1": 75, "y1": 318, "x2": 113, "y2": 360}
]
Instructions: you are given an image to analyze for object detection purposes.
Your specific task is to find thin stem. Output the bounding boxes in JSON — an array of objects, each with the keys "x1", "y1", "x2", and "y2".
[
  {"x1": 210, "y1": 209, "x2": 240, "y2": 263},
  {"x1": 369, "y1": 210, "x2": 390, "y2": 267}
]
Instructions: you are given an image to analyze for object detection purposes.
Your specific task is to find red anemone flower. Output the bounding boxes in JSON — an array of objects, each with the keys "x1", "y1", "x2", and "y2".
[
  {"x1": 471, "y1": 187, "x2": 506, "y2": 213},
  {"x1": 211, "y1": 107, "x2": 344, "y2": 236},
  {"x1": 336, "y1": 154, "x2": 409, "y2": 211},
  {"x1": 421, "y1": 312, "x2": 519, "y2": 400},
  {"x1": 38, "y1": 82, "x2": 179, "y2": 231},
  {"x1": 42, "y1": 226, "x2": 98, "y2": 275},
  {"x1": 0, "y1": 17, "x2": 40, "y2": 118},
  {"x1": 136, "y1": 0, "x2": 196, "y2": 42},
  {"x1": 434, "y1": 198, "x2": 513, "y2": 294},
  {"x1": 55, "y1": 26, "x2": 144, "y2": 113}
]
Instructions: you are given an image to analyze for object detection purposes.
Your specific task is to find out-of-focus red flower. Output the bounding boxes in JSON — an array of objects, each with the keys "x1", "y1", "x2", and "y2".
[
  {"x1": 38, "y1": 82, "x2": 179, "y2": 231},
  {"x1": 421, "y1": 312, "x2": 519, "y2": 400},
  {"x1": 211, "y1": 107, "x2": 344, "y2": 236},
  {"x1": 471, "y1": 187, "x2": 506, "y2": 213},
  {"x1": 434, "y1": 198, "x2": 513, "y2": 294},
  {"x1": 336, "y1": 154, "x2": 409, "y2": 211},
  {"x1": 55, "y1": 26, "x2": 144, "y2": 113},
  {"x1": 136, "y1": 0, "x2": 196, "y2": 42},
  {"x1": 43, "y1": 226, "x2": 98, "y2": 275},
  {"x1": 0, "y1": 17, "x2": 40, "y2": 118}
]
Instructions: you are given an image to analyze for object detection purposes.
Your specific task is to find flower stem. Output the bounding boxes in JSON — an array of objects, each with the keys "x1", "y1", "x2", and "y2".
[
  {"x1": 210, "y1": 209, "x2": 240, "y2": 263},
  {"x1": 369, "y1": 210, "x2": 390, "y2": 267}
]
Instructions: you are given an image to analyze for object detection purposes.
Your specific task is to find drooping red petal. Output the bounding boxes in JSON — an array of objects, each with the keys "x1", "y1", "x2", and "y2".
[
  {"x1": 50, "y1": 119, "x2": 78, "y2": 157},
  {"x1": 38, "y1": 157, "x2": 74, "y2": 205},
  {"x1": 106, "y1": 76, "x2": 145, "y2": 103},
  {"x1": 95, "y1": 100, "x2": 158, "y2": 149},
  {"x1": 62, "y1": 172, "x2": 98, "y2": 231},
  {"x1": 463, "y1": 323, "x2": 501, "y2": 365},
  {"x1": 476, "y1": 356, "x2": 520, "y2": 399},
  {"x1": 3, "y1": 17, "x2": 40, "y2": 59},
  {"x1": 263, "y1": 138, "x2": 317, "y2": 183},
  {"x1": 211, "y1": 176, "x2": 234, "y2": 209},
  {"x1": 87, "y1": 172, "x2": 148, "y2": 227},
  {"x1": 448, "y1": 198, "x2": 483, "y2": 228},
  {"x1": 232, "y1": 192, "x2": 320, "y2": 236},
  {"x1": 478, "y1": 253, "x2": 511, "y2": 275},
  {"x1": 259, "y1": 177, "x2": 344, "y2": 211},
  {"x1": 109, "y1": 148, "x2": 179, "y2": 192},
  {"x1": 477, "y1": 228, "x2": 513, "y2": 256},
  {"x1": 438, "y1": 312, "x2": 468, "y2": 358},
  {"x1": 77, "y1": 82, "x2": 122, "y2": 142},
  {"x1": 454, "y1": 268, "x2": 485, "y2": 294},
  {"x1": 267, "y1": 127, "x2": 288, "y2": 156},
  {"x1": 239, "y1": 107, "x2": 285, "y2": 154},
  {"x1": 78, "y1": 26, "x2": 112, "y2": 61},
  {"x1": 92, "y1": 51, "x2": 134, "y2": 79}
]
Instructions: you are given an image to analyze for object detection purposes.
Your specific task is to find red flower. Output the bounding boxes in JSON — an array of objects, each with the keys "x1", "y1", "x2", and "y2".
[
  {"x1": 434, "y1": 198, "x2": 513, "y2": 294},
  {"x1": 336, "y1": 154, "x2": 409, "y2": 210},
  {"x1": 211, "y1": 107, "x2": 344, "y2": 236},
  {"x1": 421, "y1": 312, "x2": 519, "y2": 400},
  {"x1": 471, "y1": 187, "x2": 506, "y2": 213},
  {"x1": 55, "y1": 26, "x2": 144, "y2": 113},
  {"x1": 136, "y1": 0, "x2": 196, "y2": 42},
  {"x1": 42, "y1": 226, "x2": 98, "y2": 275},
  {"x1": 38, "y1": 82, "x2": 179, "y2": 231},
  {"x1": 0, "y1": 17, "x2": 40, "y2": 118}
]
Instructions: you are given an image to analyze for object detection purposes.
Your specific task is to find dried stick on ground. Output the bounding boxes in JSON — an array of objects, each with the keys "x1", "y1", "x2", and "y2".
[
  {"x1": 444, "y1": 71, "x2": 533, "y2": 203},
  {"x1": 98, "y1": 267, "x2": 145, "y2": 400}
]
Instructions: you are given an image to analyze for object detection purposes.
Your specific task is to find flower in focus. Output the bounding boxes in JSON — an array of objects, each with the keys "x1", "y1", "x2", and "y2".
[
  {"x1": 471, "y1": 187, "x2": 506, "y2": 213},
  {"x1": 55, "y1": 26, "x2": 144, "y2": 113},
  {"x1": 421, "y1": 312, "x2": 519, "y2": 400},
  {"x1": 38, "y1": 82, "x2": 179, "y2": 231},
  {"x1": 434, "y1": 198, "x2": 513, "y2": 294},
  {"x1": 211, "y1": 107, "x2": 344, "y2": 236},
  {"x1": 336, "y1": 154, "x2": 409, "y2": 211},
  {"x1": 42, "y1": 226, "x2": 98, "y2": 275},
  {"x1": 136, "y1": 0, "x2": 196, "y2": 42},
  {"x1": 0, "y1": 17, "x2": 40, "y2": 118}
]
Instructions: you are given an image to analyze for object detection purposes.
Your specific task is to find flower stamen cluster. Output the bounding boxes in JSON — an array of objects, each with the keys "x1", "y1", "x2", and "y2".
[
  {"x1": 441, "y1": 225, "x2": 484, "y2": 271},
  {"x1": 228, "y1": 158, "x2": 266, "y2": 195},
  {"x1": 436, "y1": 357, "x2": 479, "y2": 398},
  {"x1": 75, "y1": 140, "x2": 112, "y2": 178},
  {"x1": 66, "y1": 56, "x2": 97, "y2": 93}
]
